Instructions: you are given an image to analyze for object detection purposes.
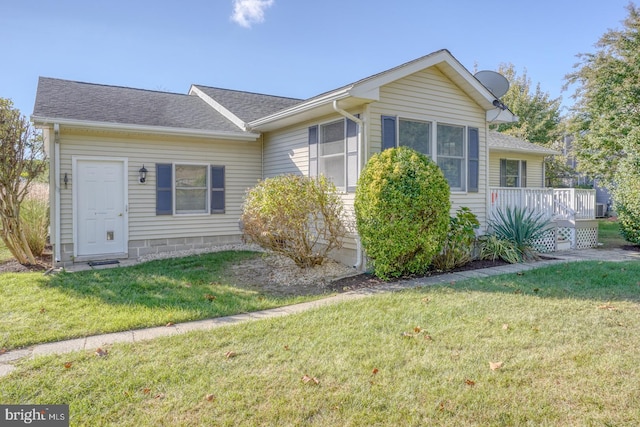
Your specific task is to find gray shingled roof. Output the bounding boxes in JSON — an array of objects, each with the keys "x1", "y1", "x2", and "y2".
[
  {"x1": 488, "y1": 131, "x2": 559, "y2": 155},
  {"x1": 33, "y1": 77, "x2": 244, "y2": 133},
  {"x1": 192, "y1": 85, "x2": 303, "y2": 123}
]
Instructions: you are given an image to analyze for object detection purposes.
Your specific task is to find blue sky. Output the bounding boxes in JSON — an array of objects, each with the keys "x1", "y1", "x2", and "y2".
[{"x1": 0, "y1": 0, "x2": 633, "y2": 119}]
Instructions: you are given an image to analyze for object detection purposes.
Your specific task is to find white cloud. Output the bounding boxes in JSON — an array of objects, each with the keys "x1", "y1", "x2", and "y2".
[{"x1": 231, "y1": 0, "x2": 275, "y2": 28}]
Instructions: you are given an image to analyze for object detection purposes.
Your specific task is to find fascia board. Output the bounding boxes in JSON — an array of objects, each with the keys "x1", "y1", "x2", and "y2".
[
  {"x1": 31, "y1": 116, "x2": 260, "y2": 141},
  {"x1": 189, "y1": 85, "x2": 248, "y2": 131},
  {"x1": 248, "y1": 89, "x2": 352, "y2": 129}
]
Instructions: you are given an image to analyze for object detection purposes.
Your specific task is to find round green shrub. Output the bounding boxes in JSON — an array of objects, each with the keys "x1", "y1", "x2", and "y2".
[{"x1": 354, "y1": 147, "x2": 451, "y2": 279}]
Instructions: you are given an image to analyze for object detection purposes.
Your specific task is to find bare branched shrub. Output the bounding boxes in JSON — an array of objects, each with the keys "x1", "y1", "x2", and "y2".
[{"x1": 241, "y1": 175, "x2": 347, "y2": 268}]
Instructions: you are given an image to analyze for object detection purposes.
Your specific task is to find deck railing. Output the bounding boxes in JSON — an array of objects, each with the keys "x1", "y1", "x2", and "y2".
[{"x1": 489, "y1": 188, "x2": 596, "y2": 221}]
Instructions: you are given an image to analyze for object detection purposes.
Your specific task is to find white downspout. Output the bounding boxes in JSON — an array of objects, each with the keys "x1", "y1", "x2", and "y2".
[
  {"x1": 332, "y1": 100, "x2": 364, "y2": 270},
  {"x1": 53, "y1": 123, "x2": 61, "y2": 264}
]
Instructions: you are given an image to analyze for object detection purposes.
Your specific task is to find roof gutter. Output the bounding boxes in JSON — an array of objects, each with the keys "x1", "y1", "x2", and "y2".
[
  {"x1": 332, "y1": 100, "x2": 365, "y2": 271},
  {"x1": 31, "y1": 116, "x2": 260, "y2": 141}
]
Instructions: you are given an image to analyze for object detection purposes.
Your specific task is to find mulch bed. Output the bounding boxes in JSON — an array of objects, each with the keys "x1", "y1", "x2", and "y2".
[{"x1": 326, "y1": 257, "x2": 511, "y2": 293}]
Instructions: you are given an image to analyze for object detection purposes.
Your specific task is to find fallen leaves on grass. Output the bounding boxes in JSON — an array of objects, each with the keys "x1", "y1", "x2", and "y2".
[
  {"x1": 598, "y1": 303, "x2": 617, "y2": 311},
  {"x1": 465, "y1": 379, "x2": 475, "y2": 386},
  {"x1": 502, "y1": 324, "x2": 509, "y2": 330},
  {"x1": 205, "y1": 394, "x2": 215, "y2": 402},
  {"x1": 95, "y1": 348, "x2": 108, "y2": 357},
  {"x1": 64, "y1": 362, "x2": 72, "y2": 369},
  {"x1": 372, "y1": 368, "x2": 379, "y2": 375},
  {"x1": 204, "y1": 294, "x2": 217, "y2": 301},
  {"x1": 301, "y1": 375, "x2": 320, "y2": 385},
  {"x1": 166, "y1": 322, "x2": 175, "y2": 327},
  {"x1": 489, "y1": 361, "x2": 504, "y2": 371},
  {"x1": 224, "y1": 351, "x2": 237, "y2": 359},
  {"x1": 401, "y1": 327, "x2": 433, "y2": 341}
]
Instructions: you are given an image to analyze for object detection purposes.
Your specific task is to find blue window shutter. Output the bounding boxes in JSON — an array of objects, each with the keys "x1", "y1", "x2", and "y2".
[
  {"x1": 468, "y1": 127, "x2": 479, "y2": 192},
  {"x1": 308, "y1": 126, "x2": 318, "y2": 177},
  {"x1": 346, "y1": 117, "x2": 359, "y2": 192},
  {"x1": 156, "y1": 163, "x2": 172, "y2": 215},
  {"x1": 500, "y1": 159, "x2": 507, "y2": 187},
  {"x1": 381, "y1": 115, "x2": 396, "y2": 151},
  {"x1": 211, "y1": 166, "x2": 225, "y2": 214}
]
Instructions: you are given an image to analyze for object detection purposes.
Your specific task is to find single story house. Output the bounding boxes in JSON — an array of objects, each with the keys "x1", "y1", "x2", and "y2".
[{"x1": 32, "y1": 49, "x2": 595, "y2": 268}]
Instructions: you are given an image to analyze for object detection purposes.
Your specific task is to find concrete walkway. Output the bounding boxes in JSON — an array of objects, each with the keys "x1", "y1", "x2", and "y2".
[{"x1": 1, "y1": 248, "x2": 638, "y2": 378}]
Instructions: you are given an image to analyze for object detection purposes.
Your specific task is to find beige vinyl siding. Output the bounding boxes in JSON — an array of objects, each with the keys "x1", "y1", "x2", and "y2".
[
  {"x1": 262, "y1": 125, "x2": 310, "y2": 177},
  {"x1": 57, "y1": 129, "x2": 261, "y2": 244},
  {"x1": 489, "y1": 152, "x2": 547, "y2": 188},
  {"x1": 368, "y1": 66, "x2": 489, "y2": 226}
]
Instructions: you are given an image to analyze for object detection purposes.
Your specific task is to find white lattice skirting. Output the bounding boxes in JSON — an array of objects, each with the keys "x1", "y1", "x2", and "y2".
[{"x1": 532, "y1": 229, "x2": 557, "y2": 253}]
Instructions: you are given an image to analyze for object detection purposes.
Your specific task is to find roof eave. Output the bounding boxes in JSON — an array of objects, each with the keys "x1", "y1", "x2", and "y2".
[
  {"x1": 248, "y1": 88, "x2": 357, "y2": 131},
  {"x1": 31, "y1": 116, "x2": 260, "y2": 141},
  {"x1": 489, "y1": 146, "x2": 560, "y2": 156}
]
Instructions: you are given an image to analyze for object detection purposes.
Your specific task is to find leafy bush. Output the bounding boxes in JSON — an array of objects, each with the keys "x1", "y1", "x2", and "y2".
[
  {"x1": 478, "y1": 235, "x2": 521, "y2": 264},
  {"x1": 613, "y1": 176, "x2": 640, "y2": 245},
  {"x1": 241, "y1": 174, "x2": 347, "y2": 268},
  {"x1": 355, "y1": 147, "x2": 450, "y2": 279},
  {"x1": 20, "y1": 183, "x2": 49, "y2": 257},
  {"x1": 432, "y1": 207, "x2": 479, "y2": 271},
  {"x1": 488, "y1": 206, "x2": 552, "y2": 262}
]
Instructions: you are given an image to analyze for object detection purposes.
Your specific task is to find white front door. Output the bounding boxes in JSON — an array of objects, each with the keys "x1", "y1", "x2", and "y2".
[{"x1": 75, "y1": 159, "x2": 127, "y2": 257}]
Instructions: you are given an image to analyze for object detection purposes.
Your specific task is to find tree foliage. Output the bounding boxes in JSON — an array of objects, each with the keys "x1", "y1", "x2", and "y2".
[
  {"x1": 354, "y1": 147, "x2": 450, "y2": 280},
  {"x1": 565, "y1": 3, "x2": 640, "y2": 243},
  {"x1": 0, "y1": 98, "x2": 47, "y2": 265},
  {"x1": 492, "y1": 63, "x2": 563, "y2": 145},
  {"x1": 241, "y1": 174, "x2": 347, "y2": 268},
  {"x1": 491, "y1": 63, "x2": 566, "y2": 186},
  {"x1": 565, "y1": 3, "x2": 640, "y2": 184}
]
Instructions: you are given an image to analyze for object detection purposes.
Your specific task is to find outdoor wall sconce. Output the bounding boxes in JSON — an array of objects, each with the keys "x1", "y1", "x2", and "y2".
[
  {"x1": 139, "y1": 165, "x2": 148, "y2": 183},
  {"x1": 63, "y1": 173, "x2": 68, "y2": 189}
]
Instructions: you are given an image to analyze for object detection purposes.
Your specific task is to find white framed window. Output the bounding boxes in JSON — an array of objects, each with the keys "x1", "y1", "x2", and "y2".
[
  {"x1": 309, "y1": 117, "x2": 359, "y2": 192},
  {"x1": 437, "y1": 123, "x2": 465, "y2": 191},
  {"x1": 399, "y1": 118, "x2": 431, "y2": 157},
  {"x1": 500, "y1": 159, "x2": 527, "y2": 187},
  {"x1": 156, "y1": 163, "x2": 225, "y2": 215},
  {"x1": 382, "y1": 116, "x2": 476, "y2": 192}
]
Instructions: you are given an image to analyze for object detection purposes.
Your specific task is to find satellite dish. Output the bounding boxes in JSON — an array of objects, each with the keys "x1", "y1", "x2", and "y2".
[{"x1": 474, "y1": 70, "x2": 509, "y2": 98}]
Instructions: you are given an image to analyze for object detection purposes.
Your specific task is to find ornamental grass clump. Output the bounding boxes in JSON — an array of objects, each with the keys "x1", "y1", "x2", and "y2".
[
  {"x1": 355, "y1": 147, "x2": 450, "y2": 279},
  {"x1": 487, "y1": 206, "x2": 552, "y2": 262},
  {"x1": 241, "y1": 174, "x2": 347, "y2": 268}
]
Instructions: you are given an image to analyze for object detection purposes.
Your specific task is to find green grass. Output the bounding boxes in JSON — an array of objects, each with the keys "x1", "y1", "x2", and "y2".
[
  {"x1": 0, "y1": 251, "x2": 319, "y2": 351},
  {"x1": 598, "y1": 218, "x2": 627, "y2": 249},
  {"x1": 2, "y1": 261, "x2": 640, "y2": 425}
]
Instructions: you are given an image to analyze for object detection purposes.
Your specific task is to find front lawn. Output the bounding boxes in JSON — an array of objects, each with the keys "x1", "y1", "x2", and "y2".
[
  {"x1": 598, "y1": 218, "x2": 627, "y2": 248},
  {"x1": 0, "y1": 251, "x2": 319, "y2": 350},
  {"x1": 2, "y1": 261, "x2": 640, "y2": 425}
]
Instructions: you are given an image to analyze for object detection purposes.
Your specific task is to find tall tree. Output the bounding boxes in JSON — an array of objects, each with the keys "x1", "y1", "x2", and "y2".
[
  {"x1": 565, "y1": 3, "x2": 640, "y2": 244},
  {"x1": 565, "y1": 2, "x2": 640, "y2": 184},
  {"x1": 491, "y1": 64, "x2": 566, "y2": 185},
  {"x1": 0, "y1": 98, "x2": 47, "y2": 264},
  {"x1": 492, "y1": 63, "x2": 563, "y2": 146}
]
